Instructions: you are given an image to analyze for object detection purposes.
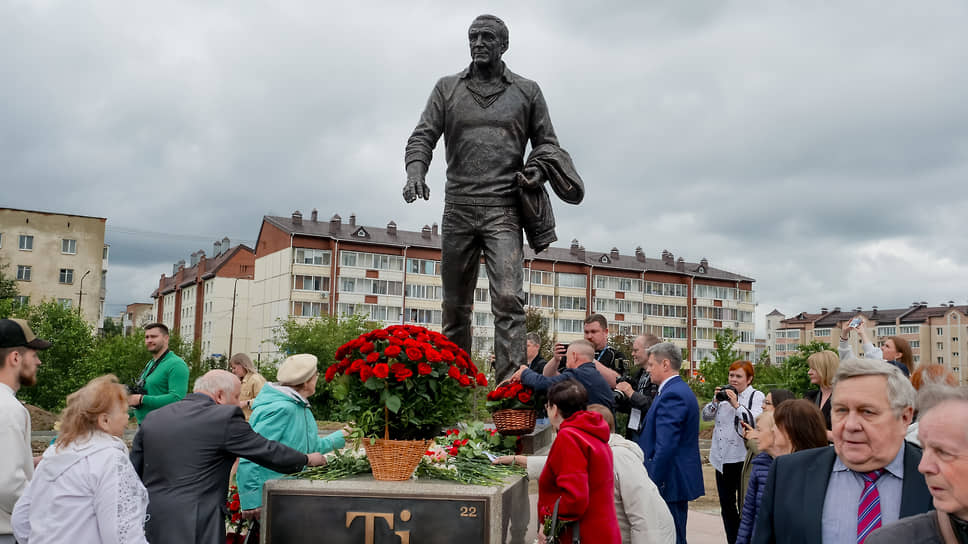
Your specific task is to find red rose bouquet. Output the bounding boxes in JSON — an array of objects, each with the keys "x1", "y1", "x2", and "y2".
[
  {"x1": 326, "y1": 325, "x2": 487, "y2": 440},
  {"x1": 485, "y1": 381, "x2": 539, "y2": 412}
]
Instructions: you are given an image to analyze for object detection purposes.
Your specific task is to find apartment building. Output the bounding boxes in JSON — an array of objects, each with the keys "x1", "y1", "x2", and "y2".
[
  {"x1": 0, "y1": 207, "x2": 108, "y2": 328},
  {"x1": 150, "y1": 238, "x2": 256, "y2": 358},
  {"x1": 248, "y1": 211, "x2": 757, "y2": 369},
  {"x1": 120, "y1": 302, "x2": 155, "y2": 336},
  {"x1": 771, "y1": 303, "x2": 968, "y2": 384}
]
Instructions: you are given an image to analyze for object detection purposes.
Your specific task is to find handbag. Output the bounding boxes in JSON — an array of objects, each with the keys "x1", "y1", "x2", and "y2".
[{"x1": 547, "y1": 497, "x2": 581, "y2": 544}]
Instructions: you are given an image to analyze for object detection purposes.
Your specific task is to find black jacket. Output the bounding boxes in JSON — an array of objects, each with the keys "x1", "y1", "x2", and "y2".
[{"x1": 132, "y1": 393, "x2": 308, "y2": 544}]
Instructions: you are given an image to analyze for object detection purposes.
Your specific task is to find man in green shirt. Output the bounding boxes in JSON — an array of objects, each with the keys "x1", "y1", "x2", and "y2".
[{"x1": 128, "y1": 323, "x2": 189, "y2": 424}]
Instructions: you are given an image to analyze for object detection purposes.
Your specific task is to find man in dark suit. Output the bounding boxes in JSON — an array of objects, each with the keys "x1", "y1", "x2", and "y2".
[
  {"x1": 752, "y1": 357, "x2": 933, "y2": 544},
  {"x1": 132, "y1": 370, "x2": 326, "y2": 544},
  {"x1": 636, "y1": 342, "x2": 704, "y2": 544}
]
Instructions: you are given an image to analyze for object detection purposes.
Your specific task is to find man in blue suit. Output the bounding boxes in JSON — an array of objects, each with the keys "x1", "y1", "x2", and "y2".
[{"x1": 636, "y1": 342, "x2": 704, "y2": 544}]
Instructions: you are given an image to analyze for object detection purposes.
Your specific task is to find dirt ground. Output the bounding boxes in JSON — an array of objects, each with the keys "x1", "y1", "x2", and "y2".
[{"x1": 27, "y1": 404, "x2": 58, "y2": 431}]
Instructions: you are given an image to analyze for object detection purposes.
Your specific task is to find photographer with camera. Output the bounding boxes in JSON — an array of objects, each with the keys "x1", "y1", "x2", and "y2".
[
  {"x1": 701, "y1": 360, "x2": 764, "y2": 544},
  {"x1": 614, "y1": 334, "x2": 661, "y2": 440},
  {"x1": 128, "y1": 323, "x2": 189, "y2": 425}
]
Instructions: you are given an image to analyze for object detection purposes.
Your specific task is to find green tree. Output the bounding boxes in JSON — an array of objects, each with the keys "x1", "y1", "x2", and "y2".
[
  {"x1": 0, "y1": 262, "x2": 18, "y2": 301},
  {"x1": 9, "y1": 301, "x2": 97, "y2": 411},
  {"x1": 689, "y1": 328, "x2": 741, "y2": 399},
  {"x1": 272, "y1": 314, "x2": 377, "y2": 419},
  {"x1": 780, "y1": 340, "x2": 836, "y2": 397},
  {"x1": 101, "y1": 317, "x2": 123, "y2": 337},
  {"x1": 524, "y1": 306, "x2": 552, "y2": 360},
  {"x1": 87, "y1": 332, "x2": 152, "y2": 386}
]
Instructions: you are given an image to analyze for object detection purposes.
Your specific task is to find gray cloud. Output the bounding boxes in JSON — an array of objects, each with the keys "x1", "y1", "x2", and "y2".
[{"x1": 3, "y1": 2, "x2": 968, "y2": 330}]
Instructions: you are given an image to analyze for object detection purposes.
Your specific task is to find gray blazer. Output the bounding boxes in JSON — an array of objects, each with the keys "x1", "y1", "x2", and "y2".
[{"x1": 131, "y1": 393, "x2": 308, "y2": 544}]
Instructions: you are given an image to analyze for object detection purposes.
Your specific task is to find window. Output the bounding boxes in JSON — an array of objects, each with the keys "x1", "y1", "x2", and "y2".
[
  {"x1": 557, "y1": 295, "x2": 587, "y2": 311},
  {"x1": 899, "y1": 325, "x2": 919, "y2": 335},
  {"x1": 292, "y1": 301, "x2": 328, "y2": 317},
  {"x1": 813, "y1": 328, "x2": 831, "y2": 337},
  {"x1": 937, "y1": 328, "x2": 944, "y2": 336},
  {"x1": 16, "y1": 265, "x2": 31, "y2": 281},
  {"x1": 406, "y1": 258, "x2": 439, "y2": 276},
  {"x1": 102, "y1": 246, "x2": 109, "y2": 259},
  {"x1": 556, "y1": 319, "x2": 584, "y2": 333},
  {"x1": 529, "y1": 270, "x2": 554, "y2": 285},
  {"x1": 14, "y1": 296, "x2": 28, "y2": 306},
  {"x1": 405, "y1": 284, "x2": 442, "y2": 300},
  {"x1": 556, "y1": 273, "x2": 587, "y2": 289},
  {"x1": 293, "y1": 275, "x2": 330, "y2": 292},
  {"x1": 338, "y1": 278, "x2": 402, "y2": 296},
  {"x1": 910, "y1": 340, "x2": 920, "y2": 348},
  {"x1": 645, "y1": 303, "x2": 687, "y2": 318},
  {"x1": 594, "y1": 275, "x2": 642, "y2": 292},
  {"x1": 474, "y1": 312, "x2": 493, "y2": 327},
  {"x1": 62, "y1": 239, "x2": 77, "y2": 254},
  {"x1": 0, "y1": 233, "x2": 3, "y2": 248},
  {"x1": 953, "y1": 337, "x2": 960, "y2": 343},
  {"x1": 938, "y1": 357, "x2": 944, "y2": 364},
  {"x1": 294, "y1": 248, "x2": 331, "y2": 266},
  {"x1": 645, "y1": 281, "x2": 688, "y2": 297},
  {"x1": 662, "y1": 326, "x2": 688, "y2": 339},
  {"x1": 475, "y1": 288, "x2": 489, "y2": 303},
  {"x1": 526, "y1": 293, "x2": 555, "y2": 308},
  {"x1": 740, "y1": 330, "x2": 755, "y2": 343},
  {"x1": 340, "y1": 251, "x2": 403, "y2": 271},
  {"x1": 405, "y1": 308, "x2": 442, "y2": 324},
  {"x1": 337, "y1": 303, "x2": 400, "y2": 322},
  {"x1": 595, "y1": 298, "x2": 641, "y2": 314},
  {"x1": 57, "y1": 298, "x2": 72, "y2": 308},
  {"x1": 19, "y1": 235, "x2": 33, "y2": 250},
  {"x1": 59, "y1": 268, "x2": 74, "y2": 284},
  {"x1": 938, "y1": 342, "x2": 944, "y2": 351},
  {"x1": 876, "y1": 326, "x2": 896, "y2": 336}
]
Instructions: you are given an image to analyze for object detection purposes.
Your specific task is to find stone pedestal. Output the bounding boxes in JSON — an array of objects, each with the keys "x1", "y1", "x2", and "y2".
[
  {"x1": 262, "y1": 474, "x2": 530, "y2": 544},
  {"x1": 516, "y1": 423, "x2": 553, "y2": 455}
]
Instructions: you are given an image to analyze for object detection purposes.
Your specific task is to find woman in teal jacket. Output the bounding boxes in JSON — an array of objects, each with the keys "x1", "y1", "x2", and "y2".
[{"x1": 237, "y1": 354, "x2": 346, "y2": 512}]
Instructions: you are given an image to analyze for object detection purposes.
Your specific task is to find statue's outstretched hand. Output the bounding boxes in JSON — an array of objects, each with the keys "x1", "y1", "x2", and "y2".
[
  {"x1": 403, "y1": 177, "x2": 430, "y2": 203},
  {"x1": 516, "y1": 166, "x2": 544, "y2": 189}
]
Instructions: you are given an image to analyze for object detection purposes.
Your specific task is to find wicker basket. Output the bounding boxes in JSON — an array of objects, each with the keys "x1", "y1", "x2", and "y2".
[
  {"x1": 364, "y1": 438, "x2": 431, "y2": 481},
  {"x1": 492, "y1": 408, "x2": 537, "y2": 436}
]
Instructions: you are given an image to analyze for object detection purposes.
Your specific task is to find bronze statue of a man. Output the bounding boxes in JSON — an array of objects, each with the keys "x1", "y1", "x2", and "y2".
[{"x1": 403, "y1": 14, "x2": 571, "y2": 383}]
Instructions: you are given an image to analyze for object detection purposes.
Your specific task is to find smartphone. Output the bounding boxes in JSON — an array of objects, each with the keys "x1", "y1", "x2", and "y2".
[{"x1": 849, "y1": 317, "x2": 862, "y2": 328}]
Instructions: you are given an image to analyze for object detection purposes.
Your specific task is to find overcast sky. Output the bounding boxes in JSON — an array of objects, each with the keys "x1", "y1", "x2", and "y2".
[{"x1": 4, "y1": 2, "x2": 968, "y2": 336}]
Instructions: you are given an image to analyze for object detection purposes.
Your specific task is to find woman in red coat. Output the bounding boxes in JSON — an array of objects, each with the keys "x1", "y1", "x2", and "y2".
[{"x1": 537, "y1": 378, "x2": 621, "y2": 543}]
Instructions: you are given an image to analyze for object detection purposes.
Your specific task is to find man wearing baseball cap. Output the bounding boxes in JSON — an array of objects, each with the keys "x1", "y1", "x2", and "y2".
[{"x1": 0, "y1": 318, "x2": 51, "y2": 544}]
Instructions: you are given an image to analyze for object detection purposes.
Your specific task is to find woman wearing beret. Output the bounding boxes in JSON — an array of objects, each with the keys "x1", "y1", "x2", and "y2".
[{"x1": 237, "y1": 354, "x2": 346, "y2": 516}]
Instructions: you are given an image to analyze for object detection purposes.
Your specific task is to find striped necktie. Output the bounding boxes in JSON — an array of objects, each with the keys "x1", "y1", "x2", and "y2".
[{"x1": 857, "y1": 469, "x2": 885, "y2": 543}]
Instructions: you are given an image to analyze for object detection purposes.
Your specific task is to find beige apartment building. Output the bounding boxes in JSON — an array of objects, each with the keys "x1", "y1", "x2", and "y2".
[
  {"x1": 150, "y1": 239, "x2": 256, "y2": 359},
  {"x1": 769, "y1": 303, "x2": 968, "y2": 384},
  {"x1": 247, "y1": 211, "x2": 757, "y2": 368},
  {"x1": 120, "y1": 302, "x2": 155, "y2": 336},
  {"x1": 0, "y1": 207, "x2": 108, "y2": 327}
]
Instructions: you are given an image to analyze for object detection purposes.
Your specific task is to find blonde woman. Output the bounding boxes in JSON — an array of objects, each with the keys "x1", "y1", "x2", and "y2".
[
  {"x1": 13, "y1": 375, "x2": 148, "y2": 544},
  {"x1": 229, "y1": 353, "x2": 266, "y2": 419},
  {"x1": 803, "y1": 350, "x2": 838, "y2": 436}
]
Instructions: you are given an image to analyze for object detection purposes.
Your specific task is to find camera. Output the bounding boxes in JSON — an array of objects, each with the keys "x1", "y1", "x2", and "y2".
[
  {"x1": 128, "y1": 379, "x2": 147, "y2": 396},
  {"x1": 849, "y1": 317, "x2": 862, "y2": 328},
  {"x1": 715, "y1": 384, "x2": 738, "y2": 402},
  {"x1": 613, "y1": 375, "x2": 634, "y2": 404}
]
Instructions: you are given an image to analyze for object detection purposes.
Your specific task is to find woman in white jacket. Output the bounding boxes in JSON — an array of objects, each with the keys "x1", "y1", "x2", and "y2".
[{"x1": 12, "y1": 375, "x2": 148, "y2": 544}]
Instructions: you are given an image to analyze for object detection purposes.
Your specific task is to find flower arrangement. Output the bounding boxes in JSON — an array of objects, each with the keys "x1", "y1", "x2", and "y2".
[
  {"x1": 294, "y1": 423, "x2": 524, "y2": 485},
  {"x1": 326, "y1": 325, "x2": 487, "y2": 440},
  {"x1": 485, "y1": 381, "x2": 539, "y2": 412},
  {"x1": 224, "y1": 486, "x2": 251, "y2": 543}
]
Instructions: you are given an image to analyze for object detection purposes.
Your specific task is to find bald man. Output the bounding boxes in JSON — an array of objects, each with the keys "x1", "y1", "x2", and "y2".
[
  {"x1": 132, "y1": 370, "x2": 326, "y2": 544},
  {"x1": 511, "y1": 339, "x2": 614, "y2": 410}
]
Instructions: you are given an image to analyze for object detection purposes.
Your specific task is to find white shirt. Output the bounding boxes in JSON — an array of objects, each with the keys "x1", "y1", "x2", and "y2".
[
  {"x1": 0, "y1": 382, "x2": 32, "y2": 536},
  {"x1": 12, "y1": 432, "x2": 149, "y2": 544},
  {"x1": 703, "y1": 386, "x2": 764, "y2": 472}
]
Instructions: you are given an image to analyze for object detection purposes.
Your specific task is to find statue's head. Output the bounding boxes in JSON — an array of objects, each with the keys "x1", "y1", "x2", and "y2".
[{"x1": 468, "y1": 14, "x2": 508, "y2": 68}]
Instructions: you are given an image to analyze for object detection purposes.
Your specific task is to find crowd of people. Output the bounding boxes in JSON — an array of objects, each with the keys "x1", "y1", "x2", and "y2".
[{"x1": 4, "y1": 313, "x2": 968, "y2": 544}]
